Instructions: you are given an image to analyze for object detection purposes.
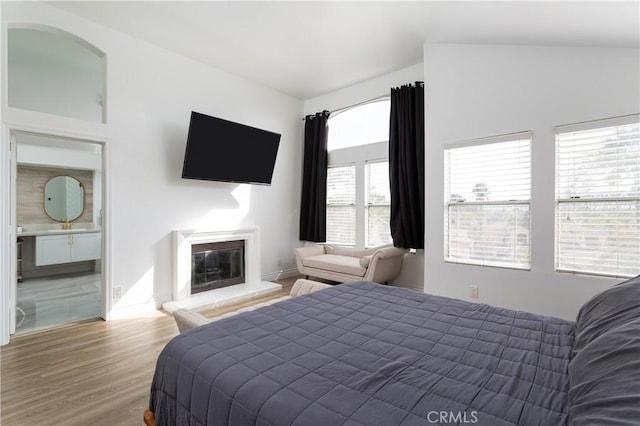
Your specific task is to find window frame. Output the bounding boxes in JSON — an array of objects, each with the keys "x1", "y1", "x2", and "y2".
[
  {"x1": 325, "y1": 147, "x2": 388, "y2": 248},
  {"x1": 444, "y1": 131, "x2": 532, "y2": 270},
  {"x1": 554, "y1": 114, "x2": 640, "y2": 278},
  {"x1": 326, "y1": 98, "x2": 391, "y2": 249},
  {"x1": 326, "y1": 97, "x2": 390, "y2": 151}
]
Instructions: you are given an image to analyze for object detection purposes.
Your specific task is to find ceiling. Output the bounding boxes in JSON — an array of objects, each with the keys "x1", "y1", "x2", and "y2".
[{"x1": 50, "y1": 1, "x2": 640, "y2": 100}]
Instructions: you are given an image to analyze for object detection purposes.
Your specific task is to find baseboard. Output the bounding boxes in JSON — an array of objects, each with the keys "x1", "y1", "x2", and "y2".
[
  {"x1": 262, "y1": 267, "x2": 299, "y2": 282},
  {"x1": 153, "y1": 293, "x2": 173, "y2": 309},
  {"x1": 109, "y1": 299, "x2": 166, "y2": 320}
]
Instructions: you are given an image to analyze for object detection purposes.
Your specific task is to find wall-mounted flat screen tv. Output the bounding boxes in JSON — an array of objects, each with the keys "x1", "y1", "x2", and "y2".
[{"x1": 181, "y1": 111, "x2": 281, "y2": 185}]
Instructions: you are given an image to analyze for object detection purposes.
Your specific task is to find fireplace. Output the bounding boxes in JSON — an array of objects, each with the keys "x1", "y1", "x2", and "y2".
[
  {"x1": 191, "y1": 240, "x2": 245, "y2": 294},
  {"x1": 164, "y1": 226, "x2": 281, "y2": 313}
]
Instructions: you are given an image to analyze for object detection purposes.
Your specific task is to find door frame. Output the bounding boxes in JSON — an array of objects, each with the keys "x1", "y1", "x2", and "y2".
[{"x1": 1, "y1": 122, "x2": 111, "y2": 344}]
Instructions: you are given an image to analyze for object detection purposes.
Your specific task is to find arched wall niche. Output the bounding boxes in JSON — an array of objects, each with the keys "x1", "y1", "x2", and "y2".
[{"x1": 7, "y1": 23, "x2": 106, "y2": 124}]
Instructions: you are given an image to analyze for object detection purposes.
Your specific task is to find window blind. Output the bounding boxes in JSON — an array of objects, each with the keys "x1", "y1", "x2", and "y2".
[
  {"x1": 445, "y1": 135, "x2": 531, "y2": 269},
  {"x1": 365, "y1": 161, "x2": 392, "y2": 247},
  {"x1": 555, "y1": 118, "x2": 639, "y2": 277},
  {"x1": 327, "y1": 165, "x2": 356, "y2": 245}
]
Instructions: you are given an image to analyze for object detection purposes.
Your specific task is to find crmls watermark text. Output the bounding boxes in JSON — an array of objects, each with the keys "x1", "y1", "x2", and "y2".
[{"x1": 426, "y1": 411, "x2": 479, "y2": 424}]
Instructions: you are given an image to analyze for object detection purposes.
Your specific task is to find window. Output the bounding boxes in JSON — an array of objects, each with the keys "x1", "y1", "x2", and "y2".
[
  {"x1": 327, "y1": 100, "x2": 390, "y2": 151},
  {"x1": 366, "y1": 161, "x2": 391, "y2": 247},
  {"x1": 326, "y1": 165, "x2": 356, "y2": 245},
  {"x1": 326, "y1": 99, "x2": 391, "y2": 248},
  {"x1": 444, "y1": 133, "x2": 531, "y2": 269},
  {"x1": 555, "y1": 115, "x2": 639, "y2": 278}
]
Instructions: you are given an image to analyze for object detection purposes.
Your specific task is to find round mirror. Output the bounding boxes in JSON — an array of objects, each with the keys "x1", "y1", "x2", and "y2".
[{"x1": 44, "y1": 175, "x2": 84, "y2": 222}]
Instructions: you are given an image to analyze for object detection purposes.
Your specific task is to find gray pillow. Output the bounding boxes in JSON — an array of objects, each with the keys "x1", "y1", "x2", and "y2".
[
  {"x1": 573, "y1": 275, "x2": 640, "y2": 356},
  {"x1": 569, "y1": 318, "x2": 640, "y2": 425}
]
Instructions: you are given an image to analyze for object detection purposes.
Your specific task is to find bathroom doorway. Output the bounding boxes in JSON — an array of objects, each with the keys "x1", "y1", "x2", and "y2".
[
  {"x1": 2, "y1": 23, "x2": 109, "y2": 342},
  {"x1": 13, "y1": 132, "x2": 104, "y2": 334}
]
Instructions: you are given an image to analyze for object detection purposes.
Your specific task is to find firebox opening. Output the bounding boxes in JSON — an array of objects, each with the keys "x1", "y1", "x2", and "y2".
[{"x1": 191, "y1": 240, "x2": 245, "y2": 294}]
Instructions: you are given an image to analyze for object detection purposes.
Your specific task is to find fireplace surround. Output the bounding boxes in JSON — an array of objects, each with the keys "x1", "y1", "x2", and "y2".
[{"x1": 162, "y1": 226, "x2": 281, "y2": 313}]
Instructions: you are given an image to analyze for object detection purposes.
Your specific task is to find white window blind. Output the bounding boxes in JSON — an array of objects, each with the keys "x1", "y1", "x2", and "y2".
[
  {"x1": 555, "y1": 117, "x2": 640, "y2": 278},
  {"x1": 445, "y1": 134, "x2": 531, "y2": 269},
  {"x1": 327, "y1": 165, "x2": 356, "y2": 245},
  {"x1": 365, "y1": 161, "x2": 392, "y2": 247}
]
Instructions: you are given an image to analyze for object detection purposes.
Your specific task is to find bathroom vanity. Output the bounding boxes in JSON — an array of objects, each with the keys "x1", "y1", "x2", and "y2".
[
  {"x1": 16, "y1": 226, "x2": 102, "y2": 277},
  {"x1": 35, "y1": 231, "x2": 101, "y2": 266}
]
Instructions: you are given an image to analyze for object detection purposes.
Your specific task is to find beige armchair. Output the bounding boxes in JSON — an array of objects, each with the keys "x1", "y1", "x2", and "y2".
[{"x1": 294, "y1": 243, "x2": 408, "y2": 284}]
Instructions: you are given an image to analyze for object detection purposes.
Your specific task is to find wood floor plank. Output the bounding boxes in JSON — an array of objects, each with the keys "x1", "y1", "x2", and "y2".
[
  {"x1": 0, "y1": 276, "x2": 301, "y2": 425},
  {"x1": 0, "y1": 312, "x2": 177, "y2": 426}
]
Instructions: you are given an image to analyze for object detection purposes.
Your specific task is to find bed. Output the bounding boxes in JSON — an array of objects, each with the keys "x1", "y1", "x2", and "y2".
[{"x1": 146, "y1": 276, "x2": 640, "y2": 425}]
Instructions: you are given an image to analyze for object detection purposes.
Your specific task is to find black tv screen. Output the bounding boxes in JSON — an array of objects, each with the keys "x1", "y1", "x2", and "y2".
[{"x1": 181, "y1": 111, "x2": 281, "y2": 185}]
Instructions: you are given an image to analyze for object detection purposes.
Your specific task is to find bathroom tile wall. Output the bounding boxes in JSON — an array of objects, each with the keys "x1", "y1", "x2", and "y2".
[{"x1": 17, "y1": 166, "x2": 94, "y2": 225}]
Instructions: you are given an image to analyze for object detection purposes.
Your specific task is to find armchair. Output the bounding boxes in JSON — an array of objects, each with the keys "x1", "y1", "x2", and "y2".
[{"x1": 294, "y1": 243, "x2": 408, "y2": 284}]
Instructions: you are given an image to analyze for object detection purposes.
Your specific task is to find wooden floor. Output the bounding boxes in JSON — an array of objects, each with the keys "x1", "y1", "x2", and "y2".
[{"x1": 0, "y1": 276, "x2": 300, "y2": 426}]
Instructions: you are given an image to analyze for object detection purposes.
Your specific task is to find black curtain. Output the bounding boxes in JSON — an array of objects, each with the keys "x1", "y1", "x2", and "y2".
[
  {"x1": 299, "y1": 111, "x2": 330, "y2": 242},
  {"x1": 389, "y1": 82, "x2": 425, "y2": 249}
]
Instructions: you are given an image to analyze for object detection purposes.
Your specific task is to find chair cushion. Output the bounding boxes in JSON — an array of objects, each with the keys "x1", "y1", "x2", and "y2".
[
  {"x1": 359, "y1": 255, "x2": 373, "y2": 268},
  {"x1": 302, "y1": 254, "x2": 367, "y2": 277},
  {"x1": 325, "y1": 244, "x2": 361, "y2": 257}
]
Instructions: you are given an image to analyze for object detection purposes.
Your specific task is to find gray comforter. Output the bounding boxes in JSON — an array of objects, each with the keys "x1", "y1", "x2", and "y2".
[{"x1": 150, "y1": 282, "x2": 575, "y2": 425}]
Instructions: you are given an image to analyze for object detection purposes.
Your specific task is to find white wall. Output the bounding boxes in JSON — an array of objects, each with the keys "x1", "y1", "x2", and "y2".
[
  {"x1": 2, "y1": 2, "x2": 303, "y2": 316},
  {"x1": 304, "y1": 63, "x2": 423, "y2": 115},
  {"x1": 423, "y1": 43, "x2": 640, "y2": 320},
  {"x1": 303, "y1": 63, "x2": 425, "y2": 290}
]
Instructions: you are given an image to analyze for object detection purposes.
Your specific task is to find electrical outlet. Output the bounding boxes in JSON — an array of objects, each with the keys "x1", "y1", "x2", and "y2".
[
  {"x1": 469, "y1": 286, "x2": 479, "y2": 299},
  {"x1": 113, "y1": 286, "x2": 122, "y2": 300}
]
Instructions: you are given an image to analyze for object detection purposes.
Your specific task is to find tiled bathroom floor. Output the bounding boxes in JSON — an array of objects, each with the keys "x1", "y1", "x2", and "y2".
[{"x1": 16, "y1": 273, "x2": 101, "y2": 334}]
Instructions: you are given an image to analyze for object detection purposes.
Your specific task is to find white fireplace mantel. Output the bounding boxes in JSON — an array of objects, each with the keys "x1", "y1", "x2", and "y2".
[{"x1": 162, "y1": 226, "x2": 281, "y2": 313}]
